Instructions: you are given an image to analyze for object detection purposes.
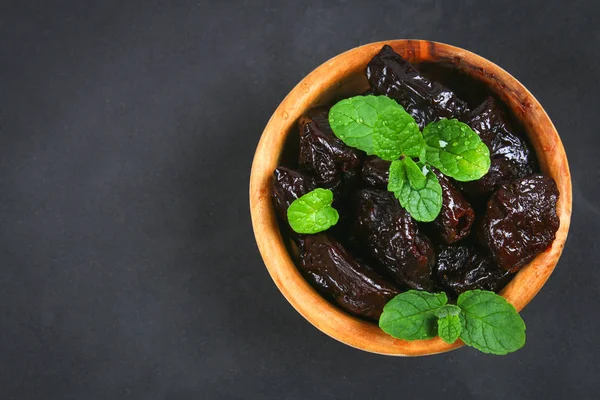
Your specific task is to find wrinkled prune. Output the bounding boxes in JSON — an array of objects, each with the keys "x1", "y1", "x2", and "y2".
[
  {"x1": 272, "y1": 167, "x2": 316, "y2": 222},
  {"x1": 366, "y1": 45, "x2": 469, "y2": 128},
  {"x1": 299, "y1": 234, "x2": 400, "y2": 320},
  {"x1": 355, "y1": 189, "x2": 436, "y2": 291},
  {"x1": 479, "y1": 174, "x2": 559, "y2": 272},
  {"x1": 298, "y1": 107, "x2": 363, "y2": 197},
  {"x1": 428, "y1": 169, "x2": 475, "y2": 244},
  {"x1": 434, "y1": 244, "x2": 512, "y2": 297},
  {"x1": 360, "y1": 156, "x2": 391, "y2": 189},
  {"x1": 304, "y1": 107, "x2": 333, "y2": 136},
  {"x1": 461, "y1": 97, "x2": 536, "y2": 197}
]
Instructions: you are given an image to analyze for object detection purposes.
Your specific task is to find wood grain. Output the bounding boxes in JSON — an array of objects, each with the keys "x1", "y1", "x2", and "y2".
[{"x1": 249, "y1": 40, "x2": 572, "y2": 356}]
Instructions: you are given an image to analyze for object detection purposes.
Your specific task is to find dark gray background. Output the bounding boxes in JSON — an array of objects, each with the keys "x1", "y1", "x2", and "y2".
[{"x1": 0, "y1": 0, "x2": 598, "y2": 399}]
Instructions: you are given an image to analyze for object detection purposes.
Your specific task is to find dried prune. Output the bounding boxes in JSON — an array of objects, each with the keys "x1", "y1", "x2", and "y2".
[
  {"x1": 304, "y1": 107, "x2": 333, "y2": 136},
  {"x1": 299, "y1": 234, "x2": 400, "y2": 320},
  {"x1": 361, "y1": 162, "x2": 474, "y2": 244},
  {"x1": 461, "y1": 97, "x2": 536, "y2": 197},
  {"x1": 298, "y1": 107, "x2": 363, "y2": 197},
  {"x1": 434, "y1": 244, "x2": 512, "y2": 297},
  {"x1": 272, "y1": 167, "x2": 316, "y2": 222},
  {"x1": 428, "y1": 169, "x2": 475, "y2": 244},
  {"x1": 366, "y1": 45, "x2": 469, "y2": 129},
  {"x1": 355, "y1": 189, "x2": 436, "y2": 291},
  {"x1": 360, "y1": 156, "x2": 391, "y2": 189},
  {"x1": 479, "y1": 174, "x2": 559, "y2": 272}
]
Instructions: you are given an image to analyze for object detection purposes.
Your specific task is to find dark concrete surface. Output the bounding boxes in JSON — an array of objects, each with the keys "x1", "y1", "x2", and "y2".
[{"x1": 0, "y1": 1, "x2": 598, "y2": 399}]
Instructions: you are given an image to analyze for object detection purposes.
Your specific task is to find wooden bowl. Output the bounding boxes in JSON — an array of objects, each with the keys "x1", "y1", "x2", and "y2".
[{"x1": 249, "y1": 40, "x2": 572, "y2": 356}]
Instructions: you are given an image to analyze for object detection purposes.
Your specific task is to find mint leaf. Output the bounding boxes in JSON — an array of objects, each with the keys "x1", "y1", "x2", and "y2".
[
  {"x1": 329, "y1": 95, "x2": 423, "y2": 161},
  {"x1": 287, "y1": 188, "x2": 339, "y2": 234},
  {"x1": 404, "y1": 156, "x2": 427, "y2": 189},
  {"x1": 387, "y1": 158, "x2": 442, "y2": 222},
  {"x1": 457, "y1": 290, "x2": 526, "y2": 355},
  {"x1": 435, "y1": 305, "x2": 462, "y2": 344},
  {"x1": 379, "y1": 290, "x2": 448, "y2": 340},
  {"x1": 422, "y1": 119, "x2": 490, "y2": 181}
]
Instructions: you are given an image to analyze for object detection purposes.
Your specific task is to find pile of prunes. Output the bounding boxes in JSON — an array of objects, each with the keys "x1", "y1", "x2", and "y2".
[{"x1": 272, "y1": 45, "x2": 559, "y2": 321}]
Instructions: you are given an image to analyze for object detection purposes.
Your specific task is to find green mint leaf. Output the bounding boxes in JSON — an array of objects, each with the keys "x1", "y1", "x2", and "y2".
[
  {"x1": 379, "y1": 290, "x2": 448, "y2": 340},
  {"x1": 457, "y1": 290, "x2": 526, "y2": 355},
  {"x1": 287, "y1": 188, "x2": 339, "y2": 234},
  {"x1": 435, "y1": 305, "x2": 462, "y2": 344},
  {"x1": 387, "y1": 158, "x2": 442, "y2": 222},
  {"x1": 328, "y1": 95, "x2": 423, "y2": 161},
  {"x1": 422, "y1": 119, "x2": 490, "y2": 181}
]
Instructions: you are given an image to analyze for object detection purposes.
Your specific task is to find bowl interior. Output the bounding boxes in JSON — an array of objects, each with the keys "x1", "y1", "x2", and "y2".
[{"x1": 250, "y1": 40, "x2": 572, "y2": 356}]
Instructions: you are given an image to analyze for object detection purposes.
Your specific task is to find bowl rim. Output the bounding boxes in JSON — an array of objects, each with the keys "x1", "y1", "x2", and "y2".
[{"x1": 249, "y1": 39, "x2": 572, "y2": 356}]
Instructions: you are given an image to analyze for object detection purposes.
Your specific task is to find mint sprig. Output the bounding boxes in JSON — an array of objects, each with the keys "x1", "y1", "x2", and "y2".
[
  {"x1": 379, "y1": 290, "x2": 526, "y2": 355},
  {"x1": 423, "y1": 119, "x2": 490, "y2": 181},
  {"x1": 328, "y1": 95, "x2": 490, "y2": 222},
  {"x1": 379, "y1": 291, "x2": 448, "y2": 340},
  {"x1": 287, "y1": 188, "x2": 339, "y2": 234},
  {"x1": 457, "y1": 290, "x2": 526, "y2": 355},
  {"x1": 328, "y1": 95, "x2": 423, "y2": 161},
  {"x1": 388, "y1": 158, "x2": 442, "y2": 222},
  {"x1": 435, "y1": 305, "x2": 462, "y2": 344}
]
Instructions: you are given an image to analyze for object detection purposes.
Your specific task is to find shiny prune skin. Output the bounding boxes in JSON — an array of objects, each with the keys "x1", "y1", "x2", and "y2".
[
  {"x1": 479, "y1": 174, "x2": 559, "y2": 272},
  {"x1": 355, "y1": 189, "x2": 436, "y2": 291},
  {"x1": 272, "y1": 167, "x2": 316, "y2": 223},
  {"x1": 299, "y1": 234, "x2": 400, "y2": 320},
  {"x1": 360, "y1": 156, "x2": 391, "y2": 189},
  {"x1": 298, "y1": 107, "x2": 362, "y2": 197},
  {"x1": 428, "y1": 169, "x2": 475, "y2": 244},
  {"x1": 304, "y1": 107, "x2": 333, "y2": 136},
  {"x1": 460, "y1": 97, "x2": 535, "y2": 197},
  {"x1": 366, "y1": 45, "x2": 469, "y2": 129},
  {"x1": 434, "y1": 244, "x2": 512, "y2": 297}
]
